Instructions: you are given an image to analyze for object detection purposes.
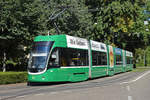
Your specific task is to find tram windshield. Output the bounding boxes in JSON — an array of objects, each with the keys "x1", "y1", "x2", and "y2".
[{"x1": 28, "y1": 41, "x2": 54, "y2": 73}]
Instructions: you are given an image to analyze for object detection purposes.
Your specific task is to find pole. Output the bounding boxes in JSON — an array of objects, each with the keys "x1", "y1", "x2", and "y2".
[
  {"x1": 53, "y1": 21, "x2": 60, "y2": 34},
  {"x1": 3, "y1": 51, "x2": 6, "y2": 72},
  {"x1": 88, "y1": 40, "x2": 92, "y2": 78}
]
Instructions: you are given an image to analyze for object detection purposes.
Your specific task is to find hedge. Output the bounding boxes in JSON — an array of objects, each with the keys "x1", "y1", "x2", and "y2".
[{"x1": 0, "y1": 72, "x2": 27, "y2": 85}]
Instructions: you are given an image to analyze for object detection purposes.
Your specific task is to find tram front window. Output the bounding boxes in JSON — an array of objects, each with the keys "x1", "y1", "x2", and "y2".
[{"x1": 28, "y1": 41, "x2": 54, "y2": 73}]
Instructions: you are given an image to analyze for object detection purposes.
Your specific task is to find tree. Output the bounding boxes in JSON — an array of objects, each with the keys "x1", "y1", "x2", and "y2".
[
  {"x1": 86, "y1": 0, "x2": 148, "y2": 51},
  {"x1": 44, "y1": 0, "x2": 93, "y2": 39},
  {"x1": 0, "y1": 0, "x2": 50, "y2": 71},
  {"x1": 0, "y1": 0, "x2": 149, "y2": 71}
]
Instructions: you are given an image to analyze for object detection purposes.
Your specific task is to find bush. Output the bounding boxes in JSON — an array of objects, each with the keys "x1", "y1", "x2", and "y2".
[
  {"x1": 135, "y1": 46, "x2": 150, "y2": 67},
  {"x1": 0, "y1": 72, "x2": 27, "y2": 85}
]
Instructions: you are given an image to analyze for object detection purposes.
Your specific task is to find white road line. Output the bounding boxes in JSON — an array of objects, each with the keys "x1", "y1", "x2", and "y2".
[
  {"x1": 120, "y1": 70, "x2": 150, "y2": 84},
  {"x1": 50, "y1": 92, "x2": 58, "y2": 95},
  {"x1": 132, "y1": 70, "x2": 150, "y2": 82},
  {"x1": 128, "y1": 96, "x2": 132, "y2": 100},
  {"x1": 35, "y1": 93, "x2": 44, "y2": 96},
  {"x1": 16, "y1": 96, "x2": 26, "y2": 99},
  {"x1": 62, "y1": 90, "x2": 72, "y2": 93},
  {"x1": 127, "y1": 86, "x2": 130, "y2": 91}
]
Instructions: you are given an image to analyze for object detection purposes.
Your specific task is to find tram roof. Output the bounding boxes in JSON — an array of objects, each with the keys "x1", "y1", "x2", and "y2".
[{"x1": 33, "y1": 34, "x2": 133, "y2": 55}]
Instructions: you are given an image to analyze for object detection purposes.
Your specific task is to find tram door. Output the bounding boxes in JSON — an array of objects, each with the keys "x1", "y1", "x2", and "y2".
[
  {"x1": 122, "y1": 50, "x2": 126, "y2": 72},
  {"x1": 122, "y1": 50, "x2": 126, "y2": 66}
]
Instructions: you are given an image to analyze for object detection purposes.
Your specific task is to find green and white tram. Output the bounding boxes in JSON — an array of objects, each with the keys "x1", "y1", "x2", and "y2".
[{"x1": 28, "y1": 34, "x2": 133, "y2": 84}]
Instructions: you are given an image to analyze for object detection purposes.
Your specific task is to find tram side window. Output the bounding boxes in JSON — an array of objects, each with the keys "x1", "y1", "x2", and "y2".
[
  {"x1": 60, "y1": 48, "x2": 89, "y2": 66},
  {"x1": 127, "y1": 57, "x2": 133, "y2": 64},
  {"x1": 92, "y1": 51, "x2": 107, "y2": 66},
  {"x1": 116, "y1": 55, "x2": 122, "y2": 65},
  {"x1": 131, "y1": 58, "x2": 133, "y2": 64}
]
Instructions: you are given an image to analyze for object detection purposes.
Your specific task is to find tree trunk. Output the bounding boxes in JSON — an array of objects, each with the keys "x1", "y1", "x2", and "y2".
[{"x1": 2, "y1": 51, "x2": 6, "y2": 72}]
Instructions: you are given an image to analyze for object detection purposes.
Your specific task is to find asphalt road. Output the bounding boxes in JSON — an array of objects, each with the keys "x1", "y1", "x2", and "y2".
[{"x1": 0, "y1": 70, "x2": 150, "y2": 100}]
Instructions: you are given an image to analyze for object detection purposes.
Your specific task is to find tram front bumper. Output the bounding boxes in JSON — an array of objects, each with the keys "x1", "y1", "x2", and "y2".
[{"x1": 28, "y1": 73, "x2": 50, "y2": 82}]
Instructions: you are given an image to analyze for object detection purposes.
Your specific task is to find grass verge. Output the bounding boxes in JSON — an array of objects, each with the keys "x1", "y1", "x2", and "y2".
[
  {"x1": 132, "y1": 67, "x2": 150, "y2": 72},
  {"x1": 0, "y1": 72, "x2": 27, "y2": 85}
]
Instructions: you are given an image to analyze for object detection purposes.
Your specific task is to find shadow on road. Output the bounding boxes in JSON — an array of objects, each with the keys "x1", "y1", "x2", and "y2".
[{"x1": 27, "y1": 81, "x2": 70, "y2": 87}]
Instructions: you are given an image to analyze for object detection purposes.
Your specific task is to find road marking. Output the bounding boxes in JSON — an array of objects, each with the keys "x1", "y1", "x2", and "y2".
[
  {"x1": 120, "y1": 70, "x2": 150, "y2": 84},
  {"x1": 62, "y1": 90, "x2": 72, "y2": 93},
  {"x1": 16, "y1": 96, "x2": 26, "y2": 99},
  {"x1": 50, "y1": 92, "x2": 58, "y2": 95},
  {"x1": 128, "y1": 96, "x2": 132, "y2": 100},
  {"x1": 35, "y1": 93, "x2": 44, "y2": 96},
  {"x1": 131, "y1": 70, "x2": 150, "y2": 82},
  {"x1": 127, "y1": 86, "x2": 130, "y2": 91}
]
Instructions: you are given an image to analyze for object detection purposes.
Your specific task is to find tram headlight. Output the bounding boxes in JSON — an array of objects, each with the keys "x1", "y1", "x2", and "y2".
[
  {"x1": 42, "y1": 76, "x2": 45, "y2": 80},
  {"x1": 32, "y1": 76, "x2": 35, "y2": 79},
  {"x1": 50, "y1": 70, "x2": 53, "y2": 72}
]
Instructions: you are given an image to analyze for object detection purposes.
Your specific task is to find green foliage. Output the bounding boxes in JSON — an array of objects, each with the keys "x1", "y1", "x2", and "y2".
[
  {"x1": 0, "y1": 0, "x2": 50, "y2": 70},
  {"x1": 87, "y1": 0, "x2": 147, "y2": 50},
  {"x1": 0, "y1": 72, "x2": 27, "y2": 84},
  {"x1": 0, "y1": 0, "x2": 150, "y2": 71},
  {"x1": 135, "y1": 46, "x2": 150, "y2": 66},
  {"x1": 45, "y1": 0, "x2": 93, "y2": 39},
  {"x1": 0, "y1": 0, "x2": 49, "y2": 40}
]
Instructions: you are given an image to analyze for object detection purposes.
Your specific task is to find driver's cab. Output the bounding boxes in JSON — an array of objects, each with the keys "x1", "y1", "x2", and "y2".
[{"x1": 28, "y1": 41, "x2": 54, "y2": 73}]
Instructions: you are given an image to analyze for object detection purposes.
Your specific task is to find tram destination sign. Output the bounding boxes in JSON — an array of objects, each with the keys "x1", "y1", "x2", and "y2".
[
  {"x1": 66, "y1": 35, "x2": 88, "y2": 49},
  {"x1": 91, "y1": 40, "x2": 107, "y2": 52}
]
